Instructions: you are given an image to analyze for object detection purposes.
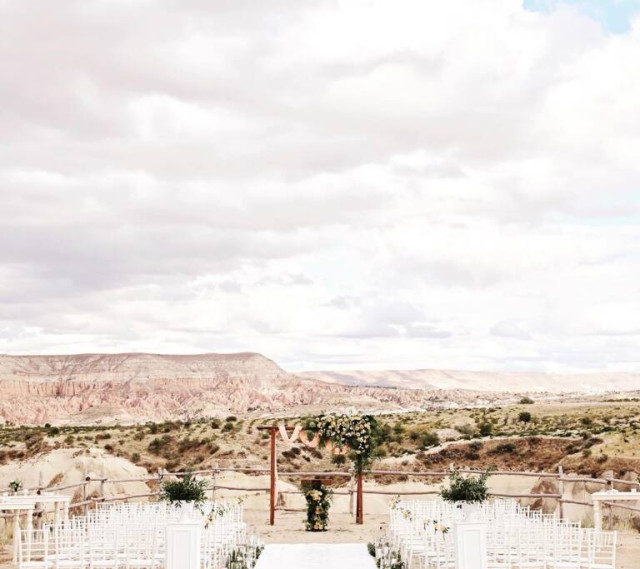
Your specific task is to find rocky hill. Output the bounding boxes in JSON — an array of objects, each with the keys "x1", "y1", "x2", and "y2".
[
  {"x1": 299, "y1": 368, "x2": 640, "y2": 394},
  {"x1": 0, "y1": 352, "x2": 350, "y2": 424},
  {"x1": 1, "y1": 352, "x2": 635, "y2": 425},
  {"x1": 1, "y1": 352, "x2": 453, "y2": 425}
]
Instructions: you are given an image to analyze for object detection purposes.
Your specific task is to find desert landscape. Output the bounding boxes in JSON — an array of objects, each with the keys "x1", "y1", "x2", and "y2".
[
  {"x1": 1, "y1": 352, "x2": 640, "y2": 567},
  {"x1": 3, "y1": 0, "x2": 640, "y2": 567}
]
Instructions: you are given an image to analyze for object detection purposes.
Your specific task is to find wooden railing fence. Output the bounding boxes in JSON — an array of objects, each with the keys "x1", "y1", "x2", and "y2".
[{"x1": 2, "y1": 466, "x2": 639, "y2": 525}]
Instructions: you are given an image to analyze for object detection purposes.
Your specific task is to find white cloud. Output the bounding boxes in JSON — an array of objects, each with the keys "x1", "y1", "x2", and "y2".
[{"x1": 0, "y1": 0, "x2": 639, "y2": 374}]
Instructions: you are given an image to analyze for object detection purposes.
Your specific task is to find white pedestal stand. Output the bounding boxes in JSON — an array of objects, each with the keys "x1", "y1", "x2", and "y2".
[
  {"x1": 165, "y1": 519, "x2": 202, "y2": 569},
  {"x1": 453, "y1": 521, "x2": 488, "y2": 569}
]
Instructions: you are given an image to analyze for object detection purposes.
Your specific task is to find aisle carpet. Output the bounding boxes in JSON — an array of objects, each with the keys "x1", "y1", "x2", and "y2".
[{"x1": 255, "y1": 543, "x2": 376, "y2": 569}]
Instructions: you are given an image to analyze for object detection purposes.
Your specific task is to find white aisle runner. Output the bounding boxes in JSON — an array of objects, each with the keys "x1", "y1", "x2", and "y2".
[{"x1": 255, "y1": 543, "x2": 376, "y2": 569}]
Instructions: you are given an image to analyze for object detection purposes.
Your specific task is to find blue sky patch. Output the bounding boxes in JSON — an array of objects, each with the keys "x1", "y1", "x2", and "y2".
[{"x1": 523, "y1": 0, "x2": 640, "y2": 33}]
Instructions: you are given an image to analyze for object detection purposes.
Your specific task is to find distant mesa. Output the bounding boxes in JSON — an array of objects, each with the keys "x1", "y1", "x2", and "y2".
[
  {"x1": 0, "y1": 352, "x2": 638, "y2": 425},
  {"x1": 298, "y1": 368, "x2": 640, "y2": 394}
]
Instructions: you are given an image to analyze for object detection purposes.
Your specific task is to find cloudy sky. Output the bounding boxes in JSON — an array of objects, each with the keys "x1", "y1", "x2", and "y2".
[{"x1": 1, "y1": 0, "x2": 639, "y2": 373}]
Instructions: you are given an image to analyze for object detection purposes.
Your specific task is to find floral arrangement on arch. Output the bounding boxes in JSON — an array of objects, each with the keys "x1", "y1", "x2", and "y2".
[
  {"x1": 305, "y1": 414, "x2": 378, "y2": 473},
  {"x1": 304, "y1": 482, "x2": 332, "y2": 531}
]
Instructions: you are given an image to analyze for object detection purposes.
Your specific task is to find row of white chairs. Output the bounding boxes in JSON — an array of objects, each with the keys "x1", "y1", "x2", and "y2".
[
  {"x1": 390, "y1": 499, "x2": 617, "y2": 569},
  {"x1": 17, "y1": 502, "x2": 248, "y2": 569}
]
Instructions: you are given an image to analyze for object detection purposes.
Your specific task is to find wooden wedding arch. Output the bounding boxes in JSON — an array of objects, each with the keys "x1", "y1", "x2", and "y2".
[{"x1": 257, "y1": 424, "x2": 365, "y2": 525}]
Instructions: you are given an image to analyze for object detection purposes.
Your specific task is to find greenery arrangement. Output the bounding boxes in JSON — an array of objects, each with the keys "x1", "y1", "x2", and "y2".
[
  {"x1": 367, "y1": 539, "x2": 405, "y2": 569},
  {"x1": 440, "y1": 469, "x2": 491, "y2": 503},
  {"x1": 225, "y1": 544, "x2": 264, "y2": 569},
  {"x1": 205, "y1": 498, "x2": 245, "y2": 528},
  {"x1": 305, "y1": 414, "x2": 379, "y2": 473},
  {"x1": 8, "y1": 479, "x2": 22, "y2": 493},
  {"x1": 304, "y1": 481, "x2": 333, "y2": 531},
  {"x1": 159, "y1": 471, "x2": 207, "y2": 510}
]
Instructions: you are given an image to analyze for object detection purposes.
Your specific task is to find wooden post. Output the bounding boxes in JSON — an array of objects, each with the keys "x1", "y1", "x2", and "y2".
[
  {"x1": 100, "y1": 465, "x2": 106, "y2": 505},
  {"x1": 356, "y1": 471, "x2": 363, "y2": 525},
  {"x1": 558, "y1": 466, "x2": 564, "y2": 520},
  {"x1": 605, "y1": 474, "x2": 613, "y2": 530},
  {"x1": 349, "y1": 470, "x2": 355, "y2": 516},
  {"x1": 270, "y1": 428, "x2": 276, "y2": 526},
  {"x1": 82, "y1": 470, "x2": 88, "y2": 517},
  {"x1": 211, "y1": 470, "x2": 217, "y2": 503}
]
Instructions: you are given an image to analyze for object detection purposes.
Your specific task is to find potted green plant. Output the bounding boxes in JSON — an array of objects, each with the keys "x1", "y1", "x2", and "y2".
[
  {"x1": 159, "y1": 471, "x2": 207, "y2": 513},
  {"x1": 440, "y1": 469, "x2": 491, "y2": 520}
]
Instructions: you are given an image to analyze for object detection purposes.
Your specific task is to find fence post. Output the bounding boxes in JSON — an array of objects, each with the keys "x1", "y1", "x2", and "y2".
[
  {"x1": 605, "y1": 474, "x2": 613, "y2": 530},
  {"x1": 82, "y1": 470, "x2": 88, "y2": 517},
  {"x1": 211, "y1": 470, "x2": 217, "y2": 502},
  {"x1": 100, "y1": 465, "x2": 106, "y2": 505},
  {"x1": 557, "y1": 466, "x2": 564, "y2": 519}
]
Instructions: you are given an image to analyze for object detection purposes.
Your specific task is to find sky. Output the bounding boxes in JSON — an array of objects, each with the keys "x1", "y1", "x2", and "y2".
[{"x1": 1, "y1": 0, "x2": 639, "y2": 373}]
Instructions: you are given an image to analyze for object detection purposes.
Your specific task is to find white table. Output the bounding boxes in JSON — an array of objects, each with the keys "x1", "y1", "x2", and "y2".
[
  {"x1": 0, "y1": 500, "x2": 35, "y2": 561},
  {"x1": 592, "y1": 490, "x2": 640, "y2": 531},
  {"x1": 0, "y1": 493, "x2": 71, "y2": 561}
]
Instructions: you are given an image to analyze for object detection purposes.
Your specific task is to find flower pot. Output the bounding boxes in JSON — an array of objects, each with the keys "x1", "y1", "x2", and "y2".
[{"x1": 457, "y1": 502, "x2": 482, "y2": 521}]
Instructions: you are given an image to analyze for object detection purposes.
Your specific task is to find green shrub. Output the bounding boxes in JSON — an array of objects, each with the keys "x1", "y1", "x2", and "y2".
[
  {"x1": 494, "y1": 443, "x2": 516, "y2": 454},
  {"x1": 457, "y1": 425, "x2": 475, "y2": 437},
  {"x1": 159, "y1": 471, "x2": 207, "y2": 510},
  {"x1": 420, "y1": 431, "x2": 440, "y2": 449},
  {"x1": 367, "y1": 542, "x2": 376, "y2": 557},
  {"x1": 441, "y1": 470, "x2": 491, "y2": 503},
  {"x1": 373, "y1": 446, "x2": 388, "y2": 459},
  {"x1": 519, "y1": 397, "x2": 534, "y2": 405},
  {"x1": 518, "y1": 412, "x2": 532, "y2": 423}
]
